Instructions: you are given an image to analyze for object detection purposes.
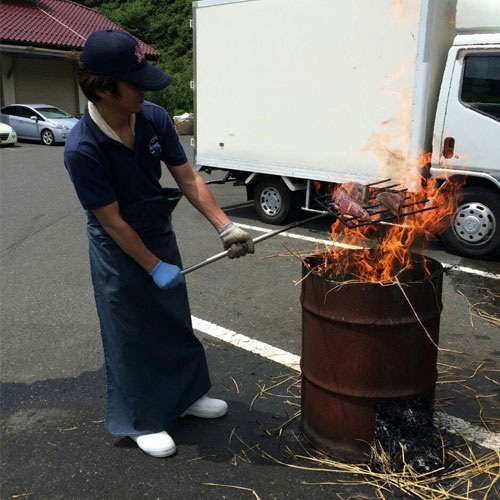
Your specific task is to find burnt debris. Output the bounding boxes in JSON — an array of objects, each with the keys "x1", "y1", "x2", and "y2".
[{"x1": 374, "y1": 397, "x2": 444, "y2": 473}]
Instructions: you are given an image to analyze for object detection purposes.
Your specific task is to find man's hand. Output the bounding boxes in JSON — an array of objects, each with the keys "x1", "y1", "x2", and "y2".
[
  {"x1": 149, "y1": 260, "x2": 185, "y2": 290},
  {"x1": 219, "y1": 223, "x2": 255, "y2": 259}
]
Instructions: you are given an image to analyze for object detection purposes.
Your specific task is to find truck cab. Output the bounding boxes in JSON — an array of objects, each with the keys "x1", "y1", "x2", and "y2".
[{"x1": 432, "y1": 25, "x2": 500, "y2": 258}]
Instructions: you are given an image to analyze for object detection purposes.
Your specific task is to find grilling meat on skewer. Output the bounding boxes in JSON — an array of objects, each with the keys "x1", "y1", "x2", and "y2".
[
  {"x1": 334, "y1": 188, "x2": 371, "y2": 222},
  {"x1": 376, "y1": 192, "x2": 403, "y2": 216},
  {"x1": 341, "y1": 182, "x2": 369, "y2": 204}
]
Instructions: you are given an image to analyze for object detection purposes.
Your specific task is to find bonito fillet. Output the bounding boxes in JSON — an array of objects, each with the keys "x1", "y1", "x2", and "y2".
[
  {"x1": 334, "y1": 189, "x2": 371, "y2": 222},
  {"x1": 376, "y1": 192, "x2": 403, "y2": 216},
  {"x1": 341, "y1": 182, "x2": 369, "y2": 205}
]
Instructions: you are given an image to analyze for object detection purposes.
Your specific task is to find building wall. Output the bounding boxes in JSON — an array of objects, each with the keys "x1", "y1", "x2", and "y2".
[
  {"x1": 14, "y1": 56, "x2": 79, "y2": 115},
  {"x1": 1, "y1": 55, "x2": 17, "y2": 107},
  {"x1": 1, "y1": 51, "x2": 82, "y2": 116}
]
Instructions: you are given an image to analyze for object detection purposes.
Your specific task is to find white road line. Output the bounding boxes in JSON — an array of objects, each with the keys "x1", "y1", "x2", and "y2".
[
  {"x1": 434, "y1": 413, "x2": 500, "y2": 452},
  {"x1": 236, "y1": 223, "x2": 500, "y2": 280},
  {"x1": 192, "y1": 316, "x2": 300, "y2": 371},
  {"x1": 441, "y1": 263, "x2": 500, "y2": 280},
  {"x1": 192, "y1": 315, "x2": 500, "y2": 452}
]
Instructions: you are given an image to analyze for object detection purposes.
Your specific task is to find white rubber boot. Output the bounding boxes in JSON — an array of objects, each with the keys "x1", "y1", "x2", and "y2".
[
  {"x1": 131, "y1": 431, "x2": 176, "y2": 458},
  {"x1": 181, "y1": 396, "x2": 228, "y2": 418}
]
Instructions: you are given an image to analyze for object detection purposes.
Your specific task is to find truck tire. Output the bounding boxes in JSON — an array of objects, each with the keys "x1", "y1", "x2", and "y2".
[
  {"x1": 254, "y1": 178, "x2": 295, "y2": 224},
  {"x1": 441, "y1": 186, "x2": 500, "y2": 260}
]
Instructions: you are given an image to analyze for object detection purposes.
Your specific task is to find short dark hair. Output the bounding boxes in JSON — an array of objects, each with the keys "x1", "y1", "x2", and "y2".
[{"x1": 70, "y1": 51, "x2": 120, "y2": 103}]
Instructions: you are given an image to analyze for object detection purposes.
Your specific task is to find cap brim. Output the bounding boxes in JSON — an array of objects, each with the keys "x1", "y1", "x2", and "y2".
[{"x1": 117, "y1": 62, "x2": 172, "y2": 91}]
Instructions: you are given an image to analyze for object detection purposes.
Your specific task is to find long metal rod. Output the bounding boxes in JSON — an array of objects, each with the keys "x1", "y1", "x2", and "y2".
[
  {"x1": 181, "y1": 213, "x2": 329, "y2": 275},
  {"x1": 344, "y1": 205, "x2": 438, "y2": 228}
]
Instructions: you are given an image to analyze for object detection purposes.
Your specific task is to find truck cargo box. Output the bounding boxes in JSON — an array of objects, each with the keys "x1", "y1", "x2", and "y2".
[{"x1": 193, "y1": 0, "x2": 456, "y2": 184}]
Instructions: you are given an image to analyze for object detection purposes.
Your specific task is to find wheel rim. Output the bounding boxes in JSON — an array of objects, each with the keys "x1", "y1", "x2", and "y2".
[
  {"x1": 452, "y1": 201, "x2": 496, "y2": 245},
  {"x1": 42, "y1": 130, "x2": 53, "y2": 145},
  {"x1": 260, "y1": 187, "x2": 282, "y2": 216}
]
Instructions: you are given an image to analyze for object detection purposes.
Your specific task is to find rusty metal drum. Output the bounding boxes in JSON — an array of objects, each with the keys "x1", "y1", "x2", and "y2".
[{"x1": 300, "y1": 253, "x2": 443, "y2": 462}]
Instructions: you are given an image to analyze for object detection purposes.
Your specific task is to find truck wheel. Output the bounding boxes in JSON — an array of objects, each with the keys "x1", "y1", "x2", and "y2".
[
  {"x1": 41, "y1": 129, "x2": 54, "y2": 146},
  {"x1": 254, "y1": 178, "x2": 294, "y2": 224},
  {"x1": 441, "y1": 186, "x2": 500, "y2": 260}
]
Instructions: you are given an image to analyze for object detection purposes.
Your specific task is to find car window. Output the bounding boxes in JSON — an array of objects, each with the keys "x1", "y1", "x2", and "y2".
[
  {"x1": 461, "y1": 54, "x2": 500, "y2": 122},
  {"x1": 2, "y1": 106, "x2": 22, "y2": 116},
  {"x1": 18, "y1": 107, "x2": 36, "y2": 119},
  {"x1": 1, "y1": 106, "x2": 17, "y2": 115},
  {"x1": 36, "y1": 107, "x2": 73, "y2": 119}
]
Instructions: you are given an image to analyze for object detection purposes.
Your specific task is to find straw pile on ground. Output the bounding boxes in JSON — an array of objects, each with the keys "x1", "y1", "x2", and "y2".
[{"x1": 241, "y1": 371, "x2": 500, "y2": 500}]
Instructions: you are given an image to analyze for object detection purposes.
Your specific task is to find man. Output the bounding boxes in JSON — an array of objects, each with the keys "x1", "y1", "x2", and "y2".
[{"x1": 64, "y1": 29, "x2": 254, "y2": 458}]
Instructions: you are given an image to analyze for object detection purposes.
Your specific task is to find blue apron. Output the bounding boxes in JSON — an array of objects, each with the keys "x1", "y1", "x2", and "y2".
[{"x1": 87, "y1": 188, "x2": 211, "y2": 436}]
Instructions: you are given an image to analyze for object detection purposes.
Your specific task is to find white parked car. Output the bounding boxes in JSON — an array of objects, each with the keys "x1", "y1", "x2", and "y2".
[
  {"x1": 0, "y1": 122, "x2": 17, "y2": 146},
  {"x1": 0, "y1": 104, "x2": 79, "y2": 145}
]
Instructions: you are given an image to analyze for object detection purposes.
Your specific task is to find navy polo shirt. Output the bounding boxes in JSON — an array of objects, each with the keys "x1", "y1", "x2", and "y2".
[{"x1": 64, "y1": 101, "x2": 187, "y2": 212}]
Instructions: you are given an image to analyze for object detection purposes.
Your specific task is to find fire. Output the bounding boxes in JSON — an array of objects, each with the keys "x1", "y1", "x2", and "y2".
[
  {"x1": 391, "y1": 0, "x2": 407, "y2": 16},
  {"x1": 317, "y1": 160, "x2": 465, "y2": 284},
  {"x1": 308, "y1": 16, "x2": 466, "y2": 285},
  {"x1": 309, "y1": 46, "x2": 465, "y2": 284},
  {"x1": 362, "y1": 88, "x2": 412, "y2": 181}
]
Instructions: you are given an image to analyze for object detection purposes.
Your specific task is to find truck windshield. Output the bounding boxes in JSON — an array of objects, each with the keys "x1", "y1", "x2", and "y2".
[{"x1": 461, "y1": 54, "x2": 500, "y2": 122}]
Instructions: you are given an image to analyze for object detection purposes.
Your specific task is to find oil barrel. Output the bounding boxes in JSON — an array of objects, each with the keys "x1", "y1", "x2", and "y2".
[{"x1": 300, "y1": 253, "x2": 443, "y2": 462}]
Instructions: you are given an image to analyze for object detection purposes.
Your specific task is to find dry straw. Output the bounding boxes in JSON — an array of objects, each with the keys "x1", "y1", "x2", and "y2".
[
  {"x1": 245, "y1": 372, "x2": 500, "y2": 499},
  {"x1": 203, "y1": 483, "x2": 262, "y2": 499},
  {"x1": 457, "y1": 290, "x2": 500, "y2": 328},
  {"x1": 255, "y1": 236, "x2": 500, "y2": 498}
]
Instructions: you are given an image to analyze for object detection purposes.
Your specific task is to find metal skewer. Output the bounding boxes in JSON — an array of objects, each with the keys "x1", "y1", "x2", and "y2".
[
  {"x1": 367, "y1": 178, "x2": 392, "y2": 186},
  {"x1": 365, "y1": 198, "x2": 428, "y2": 215},
  {"x1": 343, "y1": 205, "x2": 439, "y2": 228}
]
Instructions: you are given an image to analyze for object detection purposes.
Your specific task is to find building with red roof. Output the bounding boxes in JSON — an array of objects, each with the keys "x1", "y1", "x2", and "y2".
[{"x1": 0, "y1": 0, "x2": 160, "y2": 115}]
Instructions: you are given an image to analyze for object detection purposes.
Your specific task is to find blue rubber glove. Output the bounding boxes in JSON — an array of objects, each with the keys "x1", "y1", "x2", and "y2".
[{"x1": 149, "y1": 260, "x2": 184, "y2": 290}]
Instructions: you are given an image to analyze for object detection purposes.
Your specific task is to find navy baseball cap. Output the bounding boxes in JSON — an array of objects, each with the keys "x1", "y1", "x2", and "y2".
[{"x1": 81, "y1": 29, "x2": 172, "y2": 91}]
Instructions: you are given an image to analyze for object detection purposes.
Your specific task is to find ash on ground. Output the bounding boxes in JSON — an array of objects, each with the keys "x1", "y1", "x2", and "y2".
[{"x1": 374, "y1": 397, "x2": 443, "y2": 473}]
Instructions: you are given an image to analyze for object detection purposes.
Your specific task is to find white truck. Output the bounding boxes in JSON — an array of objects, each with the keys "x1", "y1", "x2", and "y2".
[{"x1": 192, "y1": 0, "x2": 500, "y2": 259}]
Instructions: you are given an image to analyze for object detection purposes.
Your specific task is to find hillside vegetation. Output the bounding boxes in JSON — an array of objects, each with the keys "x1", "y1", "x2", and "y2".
[{"x1": 76, "y1": 0, "x2": 193, "y2": 115}]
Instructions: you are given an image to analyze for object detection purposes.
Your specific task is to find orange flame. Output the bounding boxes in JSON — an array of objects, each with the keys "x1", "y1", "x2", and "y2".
[
  {"x1": 311, "y1": 54, "x2": 466, "y2": 283},
  {"x1": 391, "y1": 0, "x2": 407, "y2": 16},
  {"x1": 319, "y1": 161, "x2": 465, "y2": 283}
]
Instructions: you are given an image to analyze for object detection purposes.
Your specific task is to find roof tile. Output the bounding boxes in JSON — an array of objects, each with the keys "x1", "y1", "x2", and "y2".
[{"x1": 0, "y1": 0, "x2": 159, "y2": 56}]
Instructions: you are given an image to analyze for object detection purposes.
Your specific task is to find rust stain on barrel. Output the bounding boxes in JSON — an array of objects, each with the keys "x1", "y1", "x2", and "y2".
[{"x1": 300, "y1": 253, "x2": 443, "y2": 462}]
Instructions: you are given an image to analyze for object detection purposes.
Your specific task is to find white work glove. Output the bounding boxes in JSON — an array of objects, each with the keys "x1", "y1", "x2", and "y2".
[{"x1": 218, "y1": 222, "x2": 255, "y2": 259}]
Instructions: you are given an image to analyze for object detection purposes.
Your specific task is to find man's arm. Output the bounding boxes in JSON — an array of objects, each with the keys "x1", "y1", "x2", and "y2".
[
  {"x1": 167, "y1": 162, "x2": 231, "y2": 231},
  {"x1": 168, "y1": 162, "x2": 254, "y2": 259},
  {"x1": 92, "y1": 202, "x2": 184, "y2": 289},
  {"x1": 92, "y1": 201, "x2": 159, "y2": 272}
]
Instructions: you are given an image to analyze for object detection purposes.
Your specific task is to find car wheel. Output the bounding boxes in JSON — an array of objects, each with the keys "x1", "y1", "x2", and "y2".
[
  {"x1": 441, "y1": 186, "x2": 500, "y2": 260},
  {"x1": 254, "y1": 178, "x2": 295, "y2": 224},
  {"x1": 41, "y1": 129, "x2": 55, "y2": 146}
]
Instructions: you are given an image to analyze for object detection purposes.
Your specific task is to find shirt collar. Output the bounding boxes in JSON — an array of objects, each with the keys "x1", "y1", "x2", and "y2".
[
  {"x1": 83, "y1": 103, "x2": 149, "y2": 146},
  {"x1": 87, "y1": 101, "x2": 136, "y2": 144}
]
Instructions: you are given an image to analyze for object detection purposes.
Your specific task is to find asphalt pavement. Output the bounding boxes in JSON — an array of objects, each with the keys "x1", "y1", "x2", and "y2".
[{"x1": 1, "y1": 139, "x2": 499, "y2": 500}]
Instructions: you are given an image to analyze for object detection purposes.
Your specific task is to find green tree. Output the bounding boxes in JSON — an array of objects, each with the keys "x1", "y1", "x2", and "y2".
[{"x1": 74, "y1": 0, "x2": 194, "y2": 115}]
